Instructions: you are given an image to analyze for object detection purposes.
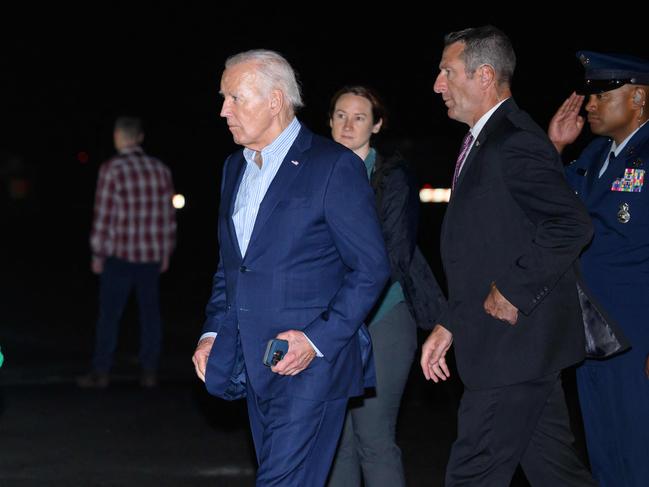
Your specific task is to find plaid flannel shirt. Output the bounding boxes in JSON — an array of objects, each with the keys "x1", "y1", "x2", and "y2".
[{"x1": 90, "y1": 146, "x2": 176, "y2": 263}]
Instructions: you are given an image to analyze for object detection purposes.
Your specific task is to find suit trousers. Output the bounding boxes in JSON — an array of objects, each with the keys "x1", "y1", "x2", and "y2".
[
  {"x1": 92, "y1": 257, "x2": 162, "y2": 372},
  {"x1": 327, "y1": 302, "x2": 417, "y2": 487},
  {"x1": 246, "y1": 381, "x2": 348, "y2": 487},
  {"x1": 445, "y1": 372, "x2": 596, "y2": 487}
]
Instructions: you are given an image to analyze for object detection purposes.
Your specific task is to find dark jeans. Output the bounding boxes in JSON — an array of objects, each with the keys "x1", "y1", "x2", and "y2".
[{"x1": 92, "y1": 257, "x2": 162, "y2": 372}]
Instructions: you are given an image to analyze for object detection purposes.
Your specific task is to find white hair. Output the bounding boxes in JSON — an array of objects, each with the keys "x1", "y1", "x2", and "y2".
[{"x1": 225, "y1": 49, "x2": 304, "y2": 111}]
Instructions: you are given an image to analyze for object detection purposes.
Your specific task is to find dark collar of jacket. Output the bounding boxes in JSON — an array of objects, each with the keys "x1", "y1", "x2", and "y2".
[
  {"x1": 452, "y1": 98, "x2": 519, "y2": 192},
  {"x1": 370, "y1": 150, "x2": 409, "y2": 196},
  {"x1": 472, "y1": 97, "x2": 518, "y2": 144},
  {"x1": 614, "y1": 119, "x2": 649, "y2": 165}
]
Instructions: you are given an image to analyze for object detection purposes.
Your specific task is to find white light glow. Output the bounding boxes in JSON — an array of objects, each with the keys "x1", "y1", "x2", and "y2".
[
  {"x1": 419, "y1": 187, "x2": 451, "y2": 204},
  {"x1": 172, "y1": 194, "x2": 186, "y2": 209}
]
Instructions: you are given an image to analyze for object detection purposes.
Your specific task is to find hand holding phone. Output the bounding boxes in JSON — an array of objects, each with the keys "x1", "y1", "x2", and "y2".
[{"x1": 263, "y1": 339, "x2": 289, "y2": 367}]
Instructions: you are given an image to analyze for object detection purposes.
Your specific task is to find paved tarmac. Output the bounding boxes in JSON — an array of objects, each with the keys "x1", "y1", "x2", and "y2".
[
  {"x1": 0, "y1": 326, "x2": 461, "y2": 486},
  {"x1": 0, "y1": 318, "x2": 589, "y2": 486}
]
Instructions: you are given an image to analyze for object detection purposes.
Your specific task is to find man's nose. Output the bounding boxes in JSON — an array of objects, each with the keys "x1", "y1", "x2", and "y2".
[
  {"x1": 220, "y1": 100, "x2": 230, "y2": 117},
  {"x1": 433, "y1": 74, "x2": 445, "y2": 94},
  {"x1": 585, "y1": 95, "x2": 597, "y2": 112}
]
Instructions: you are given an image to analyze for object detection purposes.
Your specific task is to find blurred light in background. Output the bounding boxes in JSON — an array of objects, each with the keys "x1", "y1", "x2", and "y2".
[
  {"x1": 172, "y1": 194, "x2": 185, "y2": 209},
  {"x1": 419, "y1": 185, "x2": 451, "y2": 204},
  {"x1": 77, "y1": 151, "x2": 89, "y2": 164}
]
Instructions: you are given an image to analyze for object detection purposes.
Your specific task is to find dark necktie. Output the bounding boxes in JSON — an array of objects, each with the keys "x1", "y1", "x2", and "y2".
[{"x1": 452, "y1": 131, "x2": 474, "y2": 190}]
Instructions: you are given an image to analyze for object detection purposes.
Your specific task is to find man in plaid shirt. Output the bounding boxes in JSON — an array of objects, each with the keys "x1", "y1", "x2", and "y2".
[{"x1": 78, "y1": 116, "x2": 176, "y2": 388}]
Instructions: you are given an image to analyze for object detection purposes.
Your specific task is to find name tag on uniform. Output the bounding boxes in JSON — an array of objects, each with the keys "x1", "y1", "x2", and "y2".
[{"x1": 611, "y1": 168, "x2": 644, "y2": 192}]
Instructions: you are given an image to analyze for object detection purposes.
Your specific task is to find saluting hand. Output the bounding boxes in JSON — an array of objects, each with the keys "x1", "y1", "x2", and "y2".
[{"x1": 548, "y1": 92, "x2": 586, "y2": 154}]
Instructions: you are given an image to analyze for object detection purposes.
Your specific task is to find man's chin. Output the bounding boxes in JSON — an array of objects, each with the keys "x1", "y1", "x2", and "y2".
[
  {"x1": 447, "y1": 109, "x2": 461, "y2": 123},
  {"x1": 587, "y1": 123, "x2": 604, "y2": 136}
]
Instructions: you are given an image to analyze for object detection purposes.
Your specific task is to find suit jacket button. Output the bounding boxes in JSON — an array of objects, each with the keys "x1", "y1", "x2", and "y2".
[{"x1": 240, "y1": 265, "x2": 247, "y2": 273}]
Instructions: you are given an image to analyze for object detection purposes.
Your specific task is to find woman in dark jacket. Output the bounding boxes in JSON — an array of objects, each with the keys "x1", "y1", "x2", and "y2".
[{"x1": 327, "y1": 86, "x2": 446, "y2": 487}]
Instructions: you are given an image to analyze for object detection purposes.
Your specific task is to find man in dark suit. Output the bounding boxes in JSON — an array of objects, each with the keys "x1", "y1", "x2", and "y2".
[
  {"x1": 191, "y1": 50, "x2": 390, "y2": 487},
  {"x1": 420, "y1": 26, "x2": 597, "y2": 486}
]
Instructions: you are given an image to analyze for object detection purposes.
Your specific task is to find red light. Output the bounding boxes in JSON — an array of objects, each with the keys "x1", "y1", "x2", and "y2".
[
  {"x1": 422, "y1": 183, "x2": 433, "y2": 189},
  {"x1": 77, "y1": 151, "x2": 89, "y2": 164}
]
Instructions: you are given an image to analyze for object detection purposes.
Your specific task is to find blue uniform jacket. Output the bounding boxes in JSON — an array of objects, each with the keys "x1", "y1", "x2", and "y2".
[{"x1": 566, "y1": 121, "x2": 649, "y2": 359}]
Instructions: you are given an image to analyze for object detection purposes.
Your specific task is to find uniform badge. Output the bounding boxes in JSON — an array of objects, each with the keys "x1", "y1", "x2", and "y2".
[
  {"x1": 611, "y1": 168, "x2": 644, "y2": 192},
  {"x1": 617, "y1": 203, "x2": 631, "y2": 223}
]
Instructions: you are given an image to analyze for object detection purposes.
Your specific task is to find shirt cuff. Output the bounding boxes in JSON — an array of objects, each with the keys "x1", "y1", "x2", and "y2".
[
  {"x1": 199, "y1": 332, "x2": 217, "y2": 343},
  {"x1": 303, "y1": 332, "x2": 324, "y2": 357},
  {"x1": 200, "y1": 331, "x2": 322, "y2": 357}
]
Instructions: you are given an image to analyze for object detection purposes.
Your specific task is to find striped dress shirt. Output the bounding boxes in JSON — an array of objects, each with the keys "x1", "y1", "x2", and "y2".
[{"x1": 233, "y1": 117, "x2": 301, "y2": 256}]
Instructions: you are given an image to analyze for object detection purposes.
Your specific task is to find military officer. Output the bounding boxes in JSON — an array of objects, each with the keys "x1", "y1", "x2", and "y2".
[{"x1": 549, "y1": 50, "x2": 649, "y2": 487}]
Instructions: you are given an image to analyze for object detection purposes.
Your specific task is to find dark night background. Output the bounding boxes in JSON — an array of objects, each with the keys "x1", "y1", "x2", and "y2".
[
  {"x1": 1, "y1": 9, "x2": 646, "y2": 332},
  {"x1": 0, "y1": 7, "x2": 647, "y2": 485}
]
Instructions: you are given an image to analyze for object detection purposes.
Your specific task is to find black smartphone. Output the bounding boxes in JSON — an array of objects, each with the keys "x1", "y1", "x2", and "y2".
[{"x1": 263, "y1": 339, "x2": 289, "y2": 367}]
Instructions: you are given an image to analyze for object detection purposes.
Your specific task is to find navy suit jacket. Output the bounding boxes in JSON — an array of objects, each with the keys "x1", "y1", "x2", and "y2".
[{"x1": 203, "y1": 124, "x2": 390, "y2": 401}]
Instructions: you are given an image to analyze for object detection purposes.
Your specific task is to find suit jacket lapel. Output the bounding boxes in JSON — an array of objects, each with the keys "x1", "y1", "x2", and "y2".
[
  {"x1": 244, "y1": 127, "x2": 311, "y2": 256},
  {"x1": 453, "y1": 99, "x2": 515, "y2": 194},
  {"x1": 617, "y1": 121, "x2": 649, "y2": 172},
  {"x1": 584, "y1": 142, "x2": 612, "y2": 202},
  {"x1": 222, "y1": 153, "x2": 246, "y2": 261}
]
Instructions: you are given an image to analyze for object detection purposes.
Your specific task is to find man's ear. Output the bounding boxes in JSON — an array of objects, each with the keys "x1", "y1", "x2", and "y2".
[
  {"x1": 479, "y1": 64, "x2": 495, "y2": 87},
  {"x1": 632, "y1": 89, "x2": 643, "y2": 105},
  {"x1": 270, "y1": 89, "x2": 284, "y2": 114}
]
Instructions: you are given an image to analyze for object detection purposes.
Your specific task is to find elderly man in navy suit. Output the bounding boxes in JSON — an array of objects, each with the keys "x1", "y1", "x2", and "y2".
[
  {"x1": 549, "y1": 51, "x2": 649, "y2": 487},
  {"x1": 192, "y1": 50, "x2": 389, "y2": 487}
]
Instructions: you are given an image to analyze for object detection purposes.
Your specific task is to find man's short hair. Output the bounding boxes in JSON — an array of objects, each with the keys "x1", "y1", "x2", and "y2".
[
  {"x1": 444, "y1": 25, "x2": 516, "y2": 86},
  {"x1": 114, "y1": 116, "x2": 144, "y2": 140}
]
